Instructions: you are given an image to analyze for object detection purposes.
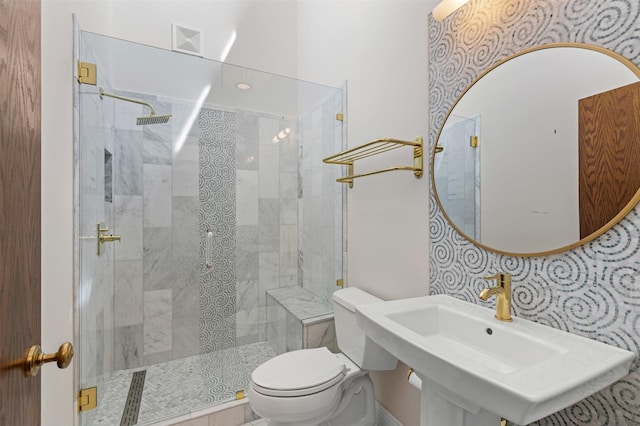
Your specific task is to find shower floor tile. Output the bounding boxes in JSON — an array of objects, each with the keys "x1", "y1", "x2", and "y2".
[{"x1": 91, "y1": 341, "x2": 276, "y2": 425}]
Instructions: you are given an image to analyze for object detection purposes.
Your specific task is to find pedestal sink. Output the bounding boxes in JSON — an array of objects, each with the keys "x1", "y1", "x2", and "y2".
[{"x1": 356, "y1": 295, "x2": 636, "y2": 426}]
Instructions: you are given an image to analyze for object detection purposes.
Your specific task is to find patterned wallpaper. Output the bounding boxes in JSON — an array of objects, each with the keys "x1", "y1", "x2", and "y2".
[{"x1": 428, "y1": 0, "x2": 640, "y2": 424}]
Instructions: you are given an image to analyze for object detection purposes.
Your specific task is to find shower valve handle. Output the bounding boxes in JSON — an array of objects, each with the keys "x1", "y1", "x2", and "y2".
[
  {"x1": 97, "y1": 223, "x2": 121, "y2": 255},
  {"x1": 100, "y1": 234, "x2": 121, "y2": 243}
]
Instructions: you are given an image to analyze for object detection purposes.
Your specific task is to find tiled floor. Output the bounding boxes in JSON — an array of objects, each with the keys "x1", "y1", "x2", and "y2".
[{"x1": 93, "y1": 342, "x2": 275, "y2": 425}]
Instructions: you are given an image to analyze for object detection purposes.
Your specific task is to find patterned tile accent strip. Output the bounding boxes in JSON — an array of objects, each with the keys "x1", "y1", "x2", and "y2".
[
  {"x1": 429, "y1": 0, "x2": 640, "y2": 424},
  {"x1": 198, "y1": 108, "x2": 237, "y2": 353}
]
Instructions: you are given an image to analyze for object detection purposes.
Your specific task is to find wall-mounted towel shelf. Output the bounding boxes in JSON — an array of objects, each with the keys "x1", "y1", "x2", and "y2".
[{"x1": 323, "y1": 136, "x2": 423, "y2": 187}]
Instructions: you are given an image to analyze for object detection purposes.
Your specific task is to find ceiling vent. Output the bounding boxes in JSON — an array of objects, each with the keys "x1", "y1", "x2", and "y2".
[{"x1": 172, "y1": 23, "x2": 202, "y2": 56}]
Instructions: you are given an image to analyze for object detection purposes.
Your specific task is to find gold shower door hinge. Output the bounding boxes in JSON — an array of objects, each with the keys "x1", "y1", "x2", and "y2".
[
  {"x1": 78, "y1": 387, "x2": 97, "y2": 412},
  {"x1": 77, "y1": 61, "x2": 97, "y2": 85},
  {"x1": 470, "y1": 135, "x2": 479, "y2": 148},
  {"x1": 336, "y1": 278, "x2": 344, "y2": 287},
  {"x1": 336, "y1": 113, "x2": 344, "y2": 121}
]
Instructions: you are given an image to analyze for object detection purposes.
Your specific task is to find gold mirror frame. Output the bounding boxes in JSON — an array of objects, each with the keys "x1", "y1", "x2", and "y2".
[{"x1": 431, "y1": 43, "x2": 640, "y2": 257}]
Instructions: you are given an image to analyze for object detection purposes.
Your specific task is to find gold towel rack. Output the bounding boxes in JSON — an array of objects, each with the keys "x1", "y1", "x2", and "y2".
[{"x1": 323, "y1": 136, "x2": 423, "y2": 187}]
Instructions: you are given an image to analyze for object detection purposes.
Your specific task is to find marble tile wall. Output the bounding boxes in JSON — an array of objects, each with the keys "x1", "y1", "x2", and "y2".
[
  {"x1": 266, "y1": 294, "x2": 288, "y2": 355},
  {"x1": 78, "y1": 30, "x2": 345, "y2": 424},
  {"x1": 266, "y1": 286, "x2": 334, "y2": 355},
  {"x1": 80, "y1": 72, "x2": 344, "y2": 418},
  {"x1": 304, "y1": 319, "x2": 338, "y2": 353},
  {"x1": 234, "y1": 111, "x2": 304, "y2": 348},
  {"x1": 111, "y1": 93, "x2": 203, "y2": 369},
  {"x1": 101, "y1": 94, "x2": 203, "y2": 369},
  {"x1": 111, "y1": 95, "x2": 260, "y2": 365},
  {"x1": 108, "y1": 98, "x2": 313, "y2": 365}
]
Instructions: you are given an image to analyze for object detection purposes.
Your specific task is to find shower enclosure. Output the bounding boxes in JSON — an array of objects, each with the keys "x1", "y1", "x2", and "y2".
[
  {"x1": 75, "y1": 27, "x2": 345, "y2": 425},
  {"x1": 433, "y1": 115, "x2": 480, "y2": 239}
]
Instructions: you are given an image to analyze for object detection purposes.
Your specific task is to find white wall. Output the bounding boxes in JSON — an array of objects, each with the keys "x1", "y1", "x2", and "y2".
[
  {"x1": 295, "y1": 3, "x2": 433, "y2": 424},
  {"x1": 108, "y1": 1, "x2": 298, "y2": 77},
  {"x1": 42, "y1": 1, "x2": 433, "y2": 424},
  {"x1": 297, "y1": 1, "x2": 431, "y2": 300}
]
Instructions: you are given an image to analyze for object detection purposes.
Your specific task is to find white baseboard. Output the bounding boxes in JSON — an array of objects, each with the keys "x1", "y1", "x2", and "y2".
[{"x1": 375, "y1": 402, "x2": 403, "y2": 426}]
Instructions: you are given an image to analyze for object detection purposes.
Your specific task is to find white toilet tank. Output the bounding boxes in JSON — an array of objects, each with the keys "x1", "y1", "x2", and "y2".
[{"x1": 332, "y1": 288, "x2": 397, "y2": 370}]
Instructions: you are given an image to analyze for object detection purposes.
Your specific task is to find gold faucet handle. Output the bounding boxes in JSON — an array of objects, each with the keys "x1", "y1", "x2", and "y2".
[{"x1": 483, "y1": 273, "x2": 512, "y2": 290}]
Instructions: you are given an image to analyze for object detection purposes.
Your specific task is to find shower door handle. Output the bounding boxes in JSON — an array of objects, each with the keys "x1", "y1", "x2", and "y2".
[{"x1": 206, "y1": 228, "x2": 213, "y2": 268}]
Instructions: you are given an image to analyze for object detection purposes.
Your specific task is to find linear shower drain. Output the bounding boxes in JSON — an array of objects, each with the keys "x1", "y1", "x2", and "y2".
[{"x1": 120, "y1": 370, "x2": 146, "y2": 426}]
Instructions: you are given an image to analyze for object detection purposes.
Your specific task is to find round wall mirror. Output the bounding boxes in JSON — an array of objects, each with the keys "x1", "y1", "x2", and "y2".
[{"x1": 432, "y1": 43, "x2": 640, "y2": 256}]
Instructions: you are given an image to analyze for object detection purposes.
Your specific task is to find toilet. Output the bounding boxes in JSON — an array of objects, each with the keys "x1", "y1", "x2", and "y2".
[{"x1": 248, "y1": 288, "x2": 398, "y2": 426}]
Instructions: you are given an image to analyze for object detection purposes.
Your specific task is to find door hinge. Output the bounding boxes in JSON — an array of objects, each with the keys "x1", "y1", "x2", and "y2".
[
  {"x1": 336, "y1": 113, "x2": 344, "y2": 122},
  {"x1": 470, "y1": 135, "x2": 479, "y2": 148},
  {"x1": 336, "y1": 278, "x2": 344, "y2": 287},
  {"x1": 77, "y1": 61, "x2": 97, "y2": 85},
  {"x1": 78, "y1": 387, "x2": 97, "y2": 412}
]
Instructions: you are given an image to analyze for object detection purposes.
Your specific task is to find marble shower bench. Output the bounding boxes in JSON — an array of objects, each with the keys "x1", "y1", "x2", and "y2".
[{"x1": 266, "y1": 286, "x2": 338, "y2": 355}]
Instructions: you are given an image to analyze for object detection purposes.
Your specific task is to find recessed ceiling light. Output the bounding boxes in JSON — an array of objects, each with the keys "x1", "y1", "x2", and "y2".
[{"x1": 236, "y1": 82, "x2": 252, "y2": 90}]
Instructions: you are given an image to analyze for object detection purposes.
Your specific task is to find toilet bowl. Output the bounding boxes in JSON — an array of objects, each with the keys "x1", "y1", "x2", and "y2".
[
  {"x1": 248, "y1": 348, "x2": 373, "y2": 426},
  {"x1": 248, "y1": 288, "x2": 397, "y2": 426}
]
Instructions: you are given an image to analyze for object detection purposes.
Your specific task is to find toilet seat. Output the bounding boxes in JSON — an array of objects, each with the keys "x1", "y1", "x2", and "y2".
[{"x1": 251, "y1": 347, "x2": 346, "y2": 397}]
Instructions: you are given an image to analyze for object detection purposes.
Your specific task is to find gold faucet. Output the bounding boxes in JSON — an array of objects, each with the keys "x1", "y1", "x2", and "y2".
[{"x1": 479, "y1": 273, "x2": 512, "y2": 322}]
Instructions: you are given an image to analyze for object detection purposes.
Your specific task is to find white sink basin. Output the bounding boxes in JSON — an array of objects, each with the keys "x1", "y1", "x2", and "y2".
[{"x1": 356, "y1": 295, "x2": 635, "y2": 425}]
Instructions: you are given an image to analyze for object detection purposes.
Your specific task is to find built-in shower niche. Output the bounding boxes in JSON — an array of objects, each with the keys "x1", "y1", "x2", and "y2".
[
  {"x1": 267, "y1": 286, "x2": 338, "y2": 354},
  {"x1": 104, "y1": 149, "x2": 113, "y2": 203}
]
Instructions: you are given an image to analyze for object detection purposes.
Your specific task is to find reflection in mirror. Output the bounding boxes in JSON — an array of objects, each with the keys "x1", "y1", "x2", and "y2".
[{"x1": 432, "y1": 44, "x2": 640, "y2": 255}]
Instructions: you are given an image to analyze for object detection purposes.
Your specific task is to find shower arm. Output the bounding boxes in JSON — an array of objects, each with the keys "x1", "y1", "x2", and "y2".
[{"x1": 99, "y1": 88, "x2": 157, "y2": 116}]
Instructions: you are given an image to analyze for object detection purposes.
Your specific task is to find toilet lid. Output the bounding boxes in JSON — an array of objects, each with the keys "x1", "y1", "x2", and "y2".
[{"x1": 251, "y1": 347, "x2": 346, "y2": 397}]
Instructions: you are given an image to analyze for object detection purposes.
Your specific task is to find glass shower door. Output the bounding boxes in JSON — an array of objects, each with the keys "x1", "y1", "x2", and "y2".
[
  {"x1": 75, "y1": 27, "x2": 345, "y2": 425},
  {"x1": 76, "y1": 38, "x2": 118, "y2": 425},
  {"x1": 433, "y1": 115, "x2": 481, "y2": 239}
]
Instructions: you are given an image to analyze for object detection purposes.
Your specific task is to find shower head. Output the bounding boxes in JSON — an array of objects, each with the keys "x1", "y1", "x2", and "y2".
[
  {"x1": 99, "y1": 88, "x2": 172, "y2": 126},
  {"x1": 137, "y1": 114, "x2": 172, "y2": 126}
]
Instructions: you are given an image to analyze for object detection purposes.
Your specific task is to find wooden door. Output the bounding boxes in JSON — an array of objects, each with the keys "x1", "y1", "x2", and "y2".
[
  {"x1": 578, "y1": 81, "x2": 640, "y2": 239},
  {"x1": 0, "y1": 0, "x2": 42, "y2": 425}
]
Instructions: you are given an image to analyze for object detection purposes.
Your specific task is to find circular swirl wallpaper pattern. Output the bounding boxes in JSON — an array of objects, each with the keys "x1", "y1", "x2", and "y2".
[{"x1": 429, "y1": 0, "x2": 640, "y2": 424}]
